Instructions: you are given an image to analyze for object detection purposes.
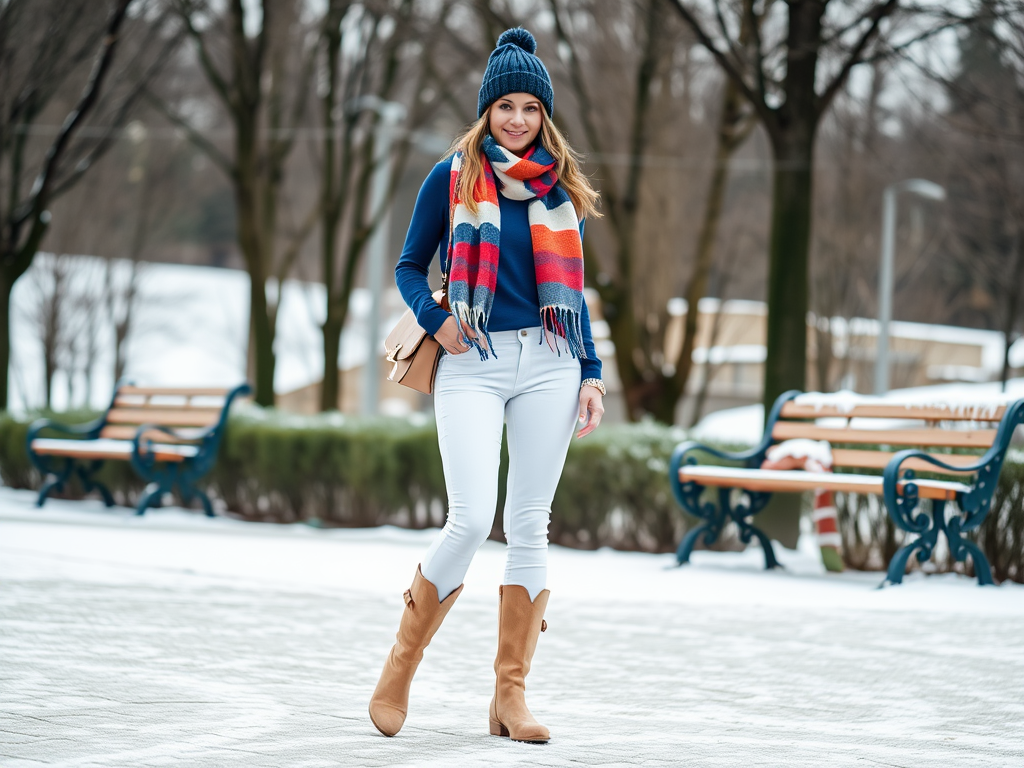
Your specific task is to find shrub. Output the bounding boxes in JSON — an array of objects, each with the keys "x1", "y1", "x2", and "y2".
[
  {"x1": 0, "y1": 409, "x2": 689, "y2": 553},
  {"x1": 3, "y1": 408, "x2": 1021, "y2": 580}
]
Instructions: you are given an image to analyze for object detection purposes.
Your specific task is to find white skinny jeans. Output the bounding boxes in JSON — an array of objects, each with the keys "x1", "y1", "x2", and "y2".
[{"x1": 421, "y1": 327, "x2": 581, "y2": 601}]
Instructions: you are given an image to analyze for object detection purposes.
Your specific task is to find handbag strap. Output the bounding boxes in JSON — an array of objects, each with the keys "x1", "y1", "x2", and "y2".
[
  {"x1": 441, "y1": 188, "x2": 456, "y2": 293},
  {"x1": 430, "y1": 193, "x2": 454, "y2": 313},
  {"x1": 443, "y1": 189, "x2": 456, "y2": 285}
]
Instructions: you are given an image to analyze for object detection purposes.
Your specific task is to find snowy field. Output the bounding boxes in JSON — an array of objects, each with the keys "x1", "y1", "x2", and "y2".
[{"x1": 2, "y1": 487, "x2": 1023, "y2": 768}]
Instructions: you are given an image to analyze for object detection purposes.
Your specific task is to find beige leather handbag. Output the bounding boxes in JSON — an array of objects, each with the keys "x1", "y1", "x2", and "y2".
[
  {"x1": 385, "y1": 203, "x2": 456, "y2": 395},
  {"x1": 384, "y1": 281, "x2": 449, "y2": 395}
]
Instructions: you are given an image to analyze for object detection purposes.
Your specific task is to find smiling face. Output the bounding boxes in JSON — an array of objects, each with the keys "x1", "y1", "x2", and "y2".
[{"x1": 488, "y1": 93, "x2": 543, "y2": 156}]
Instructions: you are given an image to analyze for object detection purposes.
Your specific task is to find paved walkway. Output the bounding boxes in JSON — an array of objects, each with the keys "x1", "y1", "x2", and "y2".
[{"x1": 1, "y1": 492, "x2": 1022, "y2": 767}]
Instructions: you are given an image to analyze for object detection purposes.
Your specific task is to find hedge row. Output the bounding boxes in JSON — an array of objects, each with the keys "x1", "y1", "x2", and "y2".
[
  {"x1": 2, "y1": 408, "x2": 1021, "y2": 581},
  {"x1": 0, "y1": 409, "x2": 691, "y2": 554}
]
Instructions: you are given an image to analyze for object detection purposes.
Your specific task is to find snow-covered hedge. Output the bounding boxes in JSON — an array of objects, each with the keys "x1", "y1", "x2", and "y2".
[{"x1": 1, "y1": 409, "x2": 1020, "y2": 581}]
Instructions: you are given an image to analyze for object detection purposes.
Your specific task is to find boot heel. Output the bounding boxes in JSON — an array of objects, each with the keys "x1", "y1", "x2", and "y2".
[{"x1": 489, "y1": 718, "x2": 509, "y2": 738}]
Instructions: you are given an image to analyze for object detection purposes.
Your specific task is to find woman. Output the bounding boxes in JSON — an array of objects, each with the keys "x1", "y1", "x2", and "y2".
[{"x1": 369, "y1": 27, "x2": 605, "y2": 744}]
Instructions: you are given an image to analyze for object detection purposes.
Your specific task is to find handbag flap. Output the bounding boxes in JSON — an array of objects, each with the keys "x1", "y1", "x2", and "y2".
[
  {"x1": 384, "y1": 310, "x2": 430, "y2": 361},
  {"x1": 385, "y1": 289, "x2": 449, "y2": 362}
]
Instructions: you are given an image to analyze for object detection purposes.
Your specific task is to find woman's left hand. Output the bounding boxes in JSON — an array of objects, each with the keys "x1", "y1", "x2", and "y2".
[{"x1": 576, "y1": 386, "x2": 605, "y2": 439}]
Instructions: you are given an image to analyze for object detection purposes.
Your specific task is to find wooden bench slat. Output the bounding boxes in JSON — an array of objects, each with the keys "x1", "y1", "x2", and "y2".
[
  {"x1": 772, "y1": 422, "x2": 998, "y2": 449},
  {"x1": 679, "y1": 466, "x2": 971, "y2": 501},
  {"x1": 112, "y1": 398, "x2": 228, "y2": 410},
  {"x1": 830, "y1": 448, "x2": 981, "y2": 475},
  {"x1": 106, "y1": 408, "x2": 221, "y2": 427},
  {"x1": 781, "y1": 402, "x2": 1008, "y2": 422},
  {"x1": 31, "y1": 438, "x2": 198, "y2": 463},
  {"x1": 117, "y1": 386, "x2": 231, "y2": 397},
  {"x1": 99, "y1": 425, "x2": 203, "y2": 443}
]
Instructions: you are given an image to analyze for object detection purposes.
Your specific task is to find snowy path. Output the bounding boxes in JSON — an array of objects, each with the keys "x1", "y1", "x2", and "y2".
[{"x1": 1, "y1": 488, "x2": 1022, "y2": 767}]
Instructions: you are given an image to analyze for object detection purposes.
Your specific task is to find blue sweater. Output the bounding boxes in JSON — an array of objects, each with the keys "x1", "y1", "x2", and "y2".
[{"x1": 395, "y1": 157, "x2": 602, "y2": 383}]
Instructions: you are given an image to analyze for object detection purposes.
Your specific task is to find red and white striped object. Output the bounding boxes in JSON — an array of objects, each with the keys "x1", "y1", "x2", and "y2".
[{"x1": 761, "y1": 439, "x2": 844, "y2": 572}]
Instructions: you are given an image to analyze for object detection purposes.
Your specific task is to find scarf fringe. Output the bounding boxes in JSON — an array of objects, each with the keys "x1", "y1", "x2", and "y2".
[
  {"x1": 450, "y1": 300, "x2": 497, "y2": 360},
  {"x1": 540, "y1": 306, "x2": 587, "y2": 360}
]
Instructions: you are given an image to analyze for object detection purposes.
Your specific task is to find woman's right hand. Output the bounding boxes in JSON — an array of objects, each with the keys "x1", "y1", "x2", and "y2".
[{"x1": 434, "y1": 315, "x2": 478, "y2": 355}]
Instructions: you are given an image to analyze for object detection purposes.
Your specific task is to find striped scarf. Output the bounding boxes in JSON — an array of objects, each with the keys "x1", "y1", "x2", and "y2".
[{"x1": 447, "y1": 135, "x2": 586, "y2": 360}]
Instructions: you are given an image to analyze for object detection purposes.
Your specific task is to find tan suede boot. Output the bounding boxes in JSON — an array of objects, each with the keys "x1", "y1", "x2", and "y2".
[
  {"x1": 488, "y1": 584, "x2": 550, "y2": 743},
  {"x1": 368, "y1": 566, "x2": 463, "y2": 737}
]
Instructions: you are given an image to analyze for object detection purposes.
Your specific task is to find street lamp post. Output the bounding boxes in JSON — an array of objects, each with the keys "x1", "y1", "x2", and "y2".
[
  {"x1": 352, "y1": 97, "x2": 406, "y2": 416},
  {"x1": 874, "y1": 178, "x2": 946, "y2": 395}
]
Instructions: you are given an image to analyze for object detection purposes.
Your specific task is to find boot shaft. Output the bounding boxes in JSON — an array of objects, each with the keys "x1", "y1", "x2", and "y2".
[
  {"x1": 494, "y1": 585, "x2": 549, "y2": 680},
  {"x1": 392, "y1": 569, "x2": 462, "y2": 664}
]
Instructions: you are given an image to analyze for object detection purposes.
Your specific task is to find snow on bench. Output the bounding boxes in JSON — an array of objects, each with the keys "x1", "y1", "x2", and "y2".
[{"x1": 669, "y1": 390, "x2": 1024, "y2": 586}]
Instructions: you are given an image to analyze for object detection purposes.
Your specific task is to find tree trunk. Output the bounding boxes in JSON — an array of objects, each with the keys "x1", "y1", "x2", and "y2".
[
  {"x1": 608, "y1": 286, "x2": 641, "y2": 419},
  {"x1": 0, "y1": 273, "x2": 10, "y2": 410},
  {"x1": 236, "y1": 164, "x2": 276, "y2": 405},
  {"x1": 757, "y1": 128, "x2": 817, "y2": 551},
  {"x1": 1001, "y1": 232, "x2": 1023, "y2": 391},
  {"x1": 248, "y1": 273, "x2": 276, "y2": 407},
  {"x1": 321, "y1": 313, "x2": 343, "y2": 410},
  {"x1": 319, "y1": 2, "x2": 343, "y2": 412},
  {"x1": 762, "y1": 134, "x2": 814, "y2": 416}
]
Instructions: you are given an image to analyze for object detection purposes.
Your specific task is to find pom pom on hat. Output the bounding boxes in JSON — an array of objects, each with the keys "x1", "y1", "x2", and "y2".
[
  {"x1": 496, "y1": 27, "x2": 537, "y2": 54},
  {"x1": 477, "y1": 27, "x2": 554, "y2": 118}
]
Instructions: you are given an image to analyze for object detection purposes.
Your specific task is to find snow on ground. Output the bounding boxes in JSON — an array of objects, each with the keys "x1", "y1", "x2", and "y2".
[
  {"x1": 9, "y1": 256, "x2": 410, "y2": 414},
  {"x1": 2, "y1": 487, "x2": 1023, "y2": 767}
]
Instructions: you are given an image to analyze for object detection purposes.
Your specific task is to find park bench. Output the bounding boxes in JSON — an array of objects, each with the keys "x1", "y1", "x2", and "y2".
[
  {"x1": 669, "y1": 390, "x2": 1024, "y2": 586},
  {"x1": 27, "y1": 382, "x2": 250, "y2": 517}
]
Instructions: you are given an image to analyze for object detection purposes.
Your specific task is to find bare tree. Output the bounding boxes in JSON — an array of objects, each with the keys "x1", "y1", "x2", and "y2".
[
  {"x1": 545, "y1": 0, "x2": 716, "y2": 422},
  {"x1": 0, "y1": 0, "x2": 177, "y2": 409},
  {"x1": 671, "y1": 0, "x2": 762, "y2": 424},
  {"x1": 662, "y1": 0, "x2": 969, "y2": 416},
  {"x1": 21, "y1": 254, "x2": 72, "y2": 409},
  {"x1": 938, "y1": 3, "x2": 1024, "y2": 390},
  {"x1": 316, "y1": 0, "x2": 447, "y2": 411},
  {"x1": 156, "y1": 0, "x2": 319, "y2": 406},
  {"x1": 18, "y1": 252, "x2": 106, "y2": 410}
]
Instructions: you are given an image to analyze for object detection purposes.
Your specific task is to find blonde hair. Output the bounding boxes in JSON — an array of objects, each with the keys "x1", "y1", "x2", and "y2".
[{"x1": 442, "y1": 106, "x2": 602, "y2": 221}]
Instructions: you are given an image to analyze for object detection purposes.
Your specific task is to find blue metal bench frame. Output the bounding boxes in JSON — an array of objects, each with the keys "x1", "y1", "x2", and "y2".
[
  {"x1": 669, "y1": 390, "x2": 1024, "y2": 585},
  {"x1": 26, "y1": 381, "x2": 251, "y2": 517}
]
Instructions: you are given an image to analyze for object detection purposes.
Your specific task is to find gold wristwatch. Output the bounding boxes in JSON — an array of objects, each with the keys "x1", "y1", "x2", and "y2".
[{"x1": 580, "y1": 378, "x2": 606, "y2": 396}]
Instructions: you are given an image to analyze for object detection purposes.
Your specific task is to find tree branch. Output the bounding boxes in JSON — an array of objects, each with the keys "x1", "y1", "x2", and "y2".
[
  {"x1": 745, "y1": 0, "x2": 768, "y2": 106},
  {"x1": 712, "y1": 0, "x2": 746, "y2": 64},
  {"x1": 816, "y1": 0, "x2": 899, "y2": 115},
  {"x1": 176, "y1": 0, "x2": 234, "y2": 110},
  {"x1": 547, "y1": 0, "x2": 623, "y2": 231},
  {"x1": 48, "y1": 26, "x2": 185, "y2": 200},
  {"x1": 9, "y1": 0, "x2": 134, "y2": 255},
  {"x1": 664, "y1": 0, "x2": 774, "y2": 127},
  {"x1": 142, "y1": 88, "x2": 235, "y2": 177}
]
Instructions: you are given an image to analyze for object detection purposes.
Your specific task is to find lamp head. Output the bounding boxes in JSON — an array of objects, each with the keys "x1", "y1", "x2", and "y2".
[{"x1": 902, "y1": 178, "x2": 946, "y2": 201}]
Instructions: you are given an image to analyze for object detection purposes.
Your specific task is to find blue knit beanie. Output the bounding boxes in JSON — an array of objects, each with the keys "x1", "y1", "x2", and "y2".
[{"x1": 477, "y1": 28, "x2": 554, "y2": 119}]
